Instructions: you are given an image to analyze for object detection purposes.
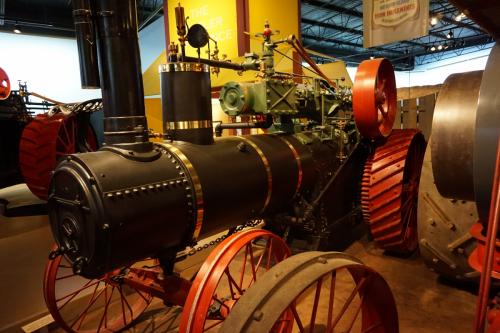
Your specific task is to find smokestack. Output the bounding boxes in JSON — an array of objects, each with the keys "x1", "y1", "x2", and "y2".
[
  {"x1": 74, "y1": 0, "x2": 151, "y2": 151},
  {"x1": 72, "y1": 0, "x2": 100, "y2": 88}
]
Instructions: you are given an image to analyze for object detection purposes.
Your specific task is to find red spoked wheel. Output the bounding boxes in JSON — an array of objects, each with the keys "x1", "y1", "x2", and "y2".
[
  {"x1": 218, "y1": 251, "x2": 399, "y2": 333},
  {"x1": 353, "y1": 58, "x2": 397, "y2": 139},
  {"x1": 179, "y1": 229, "x2": 291, "y2": 333},
  {"x1": 43, "y1": 252, "x2": 155, "y2": 332},
  {"x1": 0, "y1": 67, "x2": 11, "y2": 100},
  {"x1": 19, "y1": 113, "x2": 98, "y2": 200},
  {"x1": 361, "y1": 129, "x2": 426, "y2": 254}
]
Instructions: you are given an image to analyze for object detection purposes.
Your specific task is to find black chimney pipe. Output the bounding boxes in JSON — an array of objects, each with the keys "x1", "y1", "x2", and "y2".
[
  {"x1": 72, "y1": 0, "x2": 100, "y2": 88},
  {"x1": 90, "y1": 0, "x2": 151, "y2": 151}
]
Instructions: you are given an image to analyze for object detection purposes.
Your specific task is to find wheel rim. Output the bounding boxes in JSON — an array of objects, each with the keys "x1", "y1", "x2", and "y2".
[
  {"x1": 353, "y1": 58, "x2": 397, "y2": 139},
  {"x1": 44, "y1": 252, "x2": 154, "y2": 333},
  {"x1": 19, "y1": 113, "x2": 98, "y2": 200},
  {"x1": 179, "y1": 229, "x2": 291, "y2": 333},
  {"x1": 361, "y1": 129, "x2": 427, "y2": 254},
  {"x1": 0, "y1": 67, "x2": 11, "y2": 100},
  {"x1": 219, "y1": 251, "x2": 398, "y2": 333}
]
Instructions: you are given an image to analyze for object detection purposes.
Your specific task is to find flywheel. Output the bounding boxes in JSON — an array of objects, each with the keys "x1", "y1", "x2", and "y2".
[
  {"x1": 352, "y1": 58, "x2": 397, "y2": 139},
  {"x1": 361, "y1": 129, "x2": 427, "y2": 254},
  {"x1": 19, "y1": 113, "x2": 98, "y2": 200},
  {"x1": 0, "y1": 66, "x2": 11, "y2": 100}
]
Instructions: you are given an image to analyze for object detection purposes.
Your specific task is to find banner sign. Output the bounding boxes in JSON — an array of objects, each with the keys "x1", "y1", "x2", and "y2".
[{"x1": 363, "y1": 0, "x2": 429, "y2": 48}]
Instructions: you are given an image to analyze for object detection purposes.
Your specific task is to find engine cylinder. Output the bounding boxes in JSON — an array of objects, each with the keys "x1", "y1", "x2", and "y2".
[
  {"x1": 49, "y1": 133, "x2": 336, "y2": 278},
  {"x1": 160, "y1": 62, "x2": 214, "y2": 145}
]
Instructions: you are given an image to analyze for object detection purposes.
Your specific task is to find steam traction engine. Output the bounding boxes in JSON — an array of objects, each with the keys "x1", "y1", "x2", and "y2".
[
  {"x1": 41, "y1": 1, "x2": 425, "y2": 332},
  {"x1": 0, "y1": 64, "x2": 102, "y2": 202}
]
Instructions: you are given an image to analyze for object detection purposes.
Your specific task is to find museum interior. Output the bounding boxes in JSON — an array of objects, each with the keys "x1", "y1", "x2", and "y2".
[{"x1": 0, "y1": 0, "x2": 499, "y2": 332}]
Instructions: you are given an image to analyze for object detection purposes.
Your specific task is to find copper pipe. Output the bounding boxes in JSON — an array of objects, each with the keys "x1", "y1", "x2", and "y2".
[
  {"x1": 28, "y1": 91, "x2": 65, "y2": 105},
  {"x1": 474, "y1": 137, "x2": 500, "y2": 333}
]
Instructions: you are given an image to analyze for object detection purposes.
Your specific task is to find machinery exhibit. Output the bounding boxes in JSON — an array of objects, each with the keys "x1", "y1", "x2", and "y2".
[{"x1": 0, "y1": 0, "x2": 499, "y2": 332}]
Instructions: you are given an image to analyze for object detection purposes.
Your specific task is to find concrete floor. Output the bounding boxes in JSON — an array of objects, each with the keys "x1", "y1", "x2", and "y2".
[
  {"x1": 43, "y1": 236, "x2": 476, "y2": 333},
  {"x1": 0, "y1": 210, "x2": 477, "y2": 332}
]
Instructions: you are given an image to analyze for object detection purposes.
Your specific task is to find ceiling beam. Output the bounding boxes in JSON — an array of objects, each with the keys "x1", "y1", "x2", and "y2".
[
  {"x1": 301, "y1": 17, "x2": 423, "y2": 48},
  {"x1": 302, "y1": 33, "x2": 405, "y2": 55},
  {"x1": 303, "y1": 0, "x2": 362, "y2": 18},
  {"x1": 305, "y1": 45, "x2": 415, "y2": 70}
]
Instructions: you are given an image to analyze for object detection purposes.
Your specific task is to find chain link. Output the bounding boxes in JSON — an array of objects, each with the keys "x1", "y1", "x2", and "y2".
[{"x1": 186, "y1": 219, "x2": 263, "y2": 256}]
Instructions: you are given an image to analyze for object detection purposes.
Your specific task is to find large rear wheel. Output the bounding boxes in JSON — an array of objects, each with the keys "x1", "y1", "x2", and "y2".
[{"x1": 219, "y1": 251, "x2": 398, "y2": 333}]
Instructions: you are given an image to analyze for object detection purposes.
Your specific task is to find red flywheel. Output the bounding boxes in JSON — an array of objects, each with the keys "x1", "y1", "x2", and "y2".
[
  {"x1": 0, "y1": 66, "x2": 11, "y2": 100},
  {"x1": 19, "y1": 113, "x2": 98, "y2": 200},
  {"x1": 361, "y1": 129, "x2": 427, "y2": 254},
  {"x1": 353, "y1": 58, "x2": 397, "y2": 139}
]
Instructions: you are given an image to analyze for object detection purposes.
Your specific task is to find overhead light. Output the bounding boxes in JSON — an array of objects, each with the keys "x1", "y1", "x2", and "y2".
[
  {"x1": 437, "y1": 44, "x2": 443, "y2": 50},
  {"x1": 446, "y1": 30, "x2": 454, "y2": 39},
  {"x1": 13, "y1": 24, "x2": 21, "y2": 34},
  {"x1": 430, "y1": 45, "x2": 436, "y2": 51},
  {"x1": 430, "y1": 16, "x2": 439, "y2": 26},
  {"x1": 370, "y1": 56, "x2": 374, "y2": 60},
  {"x1": 455, "y1": 12, "x2": 466, "y2": 22}
]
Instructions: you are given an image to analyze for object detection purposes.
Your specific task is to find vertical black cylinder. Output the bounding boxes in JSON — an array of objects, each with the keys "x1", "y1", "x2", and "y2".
[
  {"x1": 160, "y1": 62, "x2": 214, "y2": 145},
  {"x1": 72, "y1": 0, "x2": 100, "y2": 88},
  {"x1": 94, "y1": 0, "x2": 151, "y2": 151}
]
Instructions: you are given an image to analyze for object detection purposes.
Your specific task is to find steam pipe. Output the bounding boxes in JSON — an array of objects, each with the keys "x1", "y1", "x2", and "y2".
[
  {"x1": 183, "y1": 56, "x2": 259, "y2": 72},
  {"x1": 93, "y1": 0, "x2": 151, "y2": 151},
  {"x1": 215, "y1": 116, "x2": 273, "y2": 137}
]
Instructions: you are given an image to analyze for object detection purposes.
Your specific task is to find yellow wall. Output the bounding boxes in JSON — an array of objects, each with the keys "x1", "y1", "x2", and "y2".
[
  {"x1": 144, "y1": 97, "x2": 163, "y2": 141},
  {"x1": 166, "y1": 0, "x2": 239, "y2": 59},
  {"x1": 144, "y1": 0, "x2": 301, "y2": 96}
]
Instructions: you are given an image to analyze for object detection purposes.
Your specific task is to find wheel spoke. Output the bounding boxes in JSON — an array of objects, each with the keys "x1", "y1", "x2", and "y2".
[
  {"x1": 225, "y1": 268, "x2": 243, "y2": 296},
  {"x1": 96, "y1": 285, "x2": 115, "y2": 332},
  {"x1": 326, "y1": 271, "x2": 337, "y2": 333},
  {"x1": 291, "y1": 303, "x2": 306, "y2": 333},
  {"x1": 134, "y1": 288, "x2": 150, "y2": 303},
  {"x1": 239, "y1": 243, "x2": 250, "y2": 288},
  {"x1": 247, "y1": 243, "x2": 258, "y2": 285},
  {"x1": 329, "y1": 275, "x2": 369, "y2": 329},
  {"x1": 308, "y1": 278, "x2": 323, "y2": 333},
  {"x1": 74, "y1": 282, "x2": 102, "y2": 330},
  {"x1": 118, "y1": 285, "x2": 132, "y2": 324},
  {"x1": 56, "y1": 273, "x2": 77, "y2": 281},
  {"x1": 344, "y1": 294, "x2": 365, "y2": 332},
  {"x1": 249, "y1": 237, "x2": 272, "y2": 286},
  {"x1": 56, "y1": 279, "x2": 99, "y2": 305},
  {"x1": 70, "y1": 282, "x2": 104, "y2": 329}
]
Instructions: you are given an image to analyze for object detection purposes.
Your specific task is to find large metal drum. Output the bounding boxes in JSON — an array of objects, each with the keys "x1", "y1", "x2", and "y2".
[
  {"x1": 431, "y1": 70, "x2": 483, "y2": 201},
  {"x1": 474, "y1": 44, "x2": 500, "y2": 223}
]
